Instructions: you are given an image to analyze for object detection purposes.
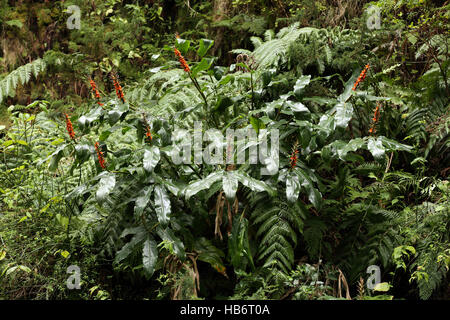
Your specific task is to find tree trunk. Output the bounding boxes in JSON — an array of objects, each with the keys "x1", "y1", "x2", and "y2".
[{"x1": 211, "y1": 0, "x2": 231, "y2": 59}]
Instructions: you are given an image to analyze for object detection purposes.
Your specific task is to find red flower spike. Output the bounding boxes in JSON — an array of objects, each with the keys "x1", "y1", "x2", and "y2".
[
  {"x1": 110, "y1": 73, "x2": 125, "y2": 103},
  {"x1": 95, "y1": 142, "x2": 107, "y2": 170},
  {"x1": 369, "y1": 102, "x2": 382, "y2": 135},
  {"x1": 145, "y1": 125, "x2": 152, "y2": 142},
  {"x1": 89, "y1": 79, "x2": 104, "y2": 107},
  {"x1": 64, "y1": 113, "x2": 75, "y2": 140},
  {"x1": 174, "y1": 48, "x2": 190, "y2": 73},
  {"x1": 352, "y1": 64, "x2": 370, "y2": 91}
]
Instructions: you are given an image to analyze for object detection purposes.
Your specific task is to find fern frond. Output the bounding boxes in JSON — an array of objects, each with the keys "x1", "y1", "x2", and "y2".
[{"x1": 0, "y1": 59, "x2": 46, "y2": 103}]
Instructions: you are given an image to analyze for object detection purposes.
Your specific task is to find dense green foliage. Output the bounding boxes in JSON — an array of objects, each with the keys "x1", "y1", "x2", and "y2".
[{"x1": 0, "y1": 0, "x2": 449, "y2": 300}]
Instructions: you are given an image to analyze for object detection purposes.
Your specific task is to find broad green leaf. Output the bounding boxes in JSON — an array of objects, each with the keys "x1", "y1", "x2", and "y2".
[
  {"x1": 195, "y1": 238, "x2": 225, "y2": 274},
  {"x1": 294, "y1": 75, "x2": 311, "y2": 96},
  {"x1": 120, "y1": 226, "x2": 146, "y2": 238},
  {"x1": 65, "y1": 185, "x2": 87, "y2": 201},
  {"x1": 294, "y1": 168, "x2": 322, "y2": 210},
  {"x1": 75, "y1": 144, "x2": 92, "y2": 163},
  {"x1": 367, "y1": 137, "x2": 385, "y2": 160},
  {"x1": 338, "y1": 69, "x2": 359, "y2": 102},
  {"x1": 373, "y1": 282, "x2": 391, "y2": 292},
  {"x1": 285, "y1": 100, "x2": 309, "y2": 113},
  {"x1": 184, "y1": 171, "x2": 223, "y2": 199},
  {"x1": 335, "y1": 102, "x2": 353, "y2": 128},
  {"x1": 222, "y1": 171, "x2": 238, "y2": 200},
  {"x1": 332, "y1": 138, "x2": 366, "y2": 160},
  {"x1": 191, "y1": 57, "x2": 213, "y2": 77},
  {"x1": 197, "y1": 39, "x2": 214, "y2": 58},
  {"x1": 96, "y1": 173, "x2": 116, "y2": 203},
  {"x1": 143, "y1": 146, "x2": 160, "y2": 172},
  {"x1": 378, "y1": 136, "x2": 413, "y2": 152},
  {"x1": 0, "y1": 250, "x2": 6, "y2": 261},
  {"x1": 286, "y1": 173, "x2": 300, "y2": 202},
  {"x1": 249, "y1": 116, "x2": 265, "y2": 134},
  {"x1": 175, "y1": 38, "x2": 190, "y2": 55},
  {"x1": 100, "y1": 125, "x2": 121, "y2": 141},
  {"x1": 107, "y1": 101, "x2": 129, "y2": 125},
  {"x1": 48, "y1": 144, "x2": 66, "y2": 171},
  {"x1": 234, "y1": 171, "x2": 276, "y2": 196},
  {"x1": 154, "y1": 185, "x2": 171, "y2": 227},
  {"x1": 78, "y1": 106, "x2": 102, "y2": 129},
  {"x1": 61, "y1": 250, "x2": 70, "y2": 259},
  {"x1": 142, "y1": 238, "x2": 158, "y2": 278},
  {"x1": 134, "y1": 186, "x2": 153, "y2": 216},
  {"x1": 115, "y1": 231, "x2": 147, "y2": 264},
  {"x1": 157, "y1": 227, "x2": 185, "y2": 260}
]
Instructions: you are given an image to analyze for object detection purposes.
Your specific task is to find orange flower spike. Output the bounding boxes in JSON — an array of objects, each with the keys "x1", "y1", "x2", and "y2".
[
  {"x1": 111, "y1": 74, "x2": 125, "y2": 103},
  {"x1": 369, "y1": 102, "x2": 382, "y2": 135},
  {"x1": 174, "y1": 48, "x2": 190, "y2": 73},
  {"x1": 95, "y1": 142, "x2": 107, "y2": 170},
  {"x1": 145, "y1": 125, "x2": 152, "y2": 142},
  {"x1": 64, "y1": 113, "x2": 75, "y2": 140},
  {"x1": 352, "y1": 64, "x2": 370, "y2": 91},
  {"x1": 89, "y1": 79, "x2": 103, "y2": 105},
  {"x1": 289, "y1": 149, "x2": 299, "y2": 169}
]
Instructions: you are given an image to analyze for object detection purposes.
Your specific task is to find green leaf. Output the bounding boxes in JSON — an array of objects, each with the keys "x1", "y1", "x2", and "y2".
[
  {"x1": 115, "y1": 231, "x2": 147, "y2": 264},
  {"x1": 249, "y1": 116, "x2": 265, "y2": 133},
  {"x1": 222, "y1": 171, "x2": 238, "y2": 200},
  {"x1": 75, "y1": 144, "x2": 92, "y2": 163},
  {"x1": 154, "y1": 185, "x2": 171, "y2": 227},
  {"x1": 228, "y1": 217, "x2": 254, "y2": 271},
  {"x1": 285, "y1": 100, "x2": 310, "y2": 113},
  {"x1": 294, "y1": 168, "x2": 322, "y2": 209},
  {"x1": 78, "y1": 106, "x2": 103, "y2": 130},
  {"x1": 197, "y1": 39, "x2": 214, "y2": 58},
  {"x1": 6, "y1": 19, "x2": 23, "y2": 28},
  {"x1": 96, "y1": 173, "x2": 116, "y2": 204},
  {"x1": 378, "y1": 136, "x2": 413, "y2": 152},
  {"x1": 286, "y1": 173, "x2": 300, "y2": 202},
  {"x1": 142, "y1": 238, "x2": 158, "y2": 278},
  {"x1": 234, "y1": 171, "x2": 276, "y2": 196},
  {"x1": 338, "y1": 70, "x2": 359, "y2": 102},
  {"x1": 334, "y1": 138, "x2": 366, "y2": 160},
  {"x1": 293, "y1": 75, "x2": 311, "y2": 96},
  {"x1": 143, "y1": 146, "x2": 160, "y2": 172},
  {"x1": 334, "y1": 102, "x2": 353, "y2": 128},
  {"x1": 175, "y1": 38, "x2": 190, "y2": 55},
  {"x1": 184, "y1": 171, "x2": 223, "y2": 199},
  {"x1": 107, "y1": 101, "x2": 129, "y2": 125},
  {"x1": 213, "y1": 96, "x2": 233, "y2": 113},
  {"x1": 157, "y1": 227, "x2": 185, "y2": 260},
  {"x1": 373, "y1": 282, "x2": 391, "y2": 292},
  {"x1": 48, "y1": 144, "x2": 66, "y2": 171},
  {"x1": 134, "y1": 186, "x2": 153, "y2": 216},
  {"x1": 191, "y1": 57, "x2": 213, "y2": 78},
  {"x1": 195, "y1": 238, "x2": 225, "y2": 273},
  {"x1": 367, "y1": 137, "x2": 385, "y2": 160},
  {"x1": 61, "y1": 250, "x2": 70, "y2": 259},
  {"x1": 65, "y1": 185, "x2": 87, "y2": 201}
]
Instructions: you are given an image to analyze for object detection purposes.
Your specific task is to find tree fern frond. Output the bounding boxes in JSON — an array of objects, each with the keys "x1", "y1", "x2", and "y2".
[{"x1": 0, "y1": 59, "x2": 46, "y2": 103}]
